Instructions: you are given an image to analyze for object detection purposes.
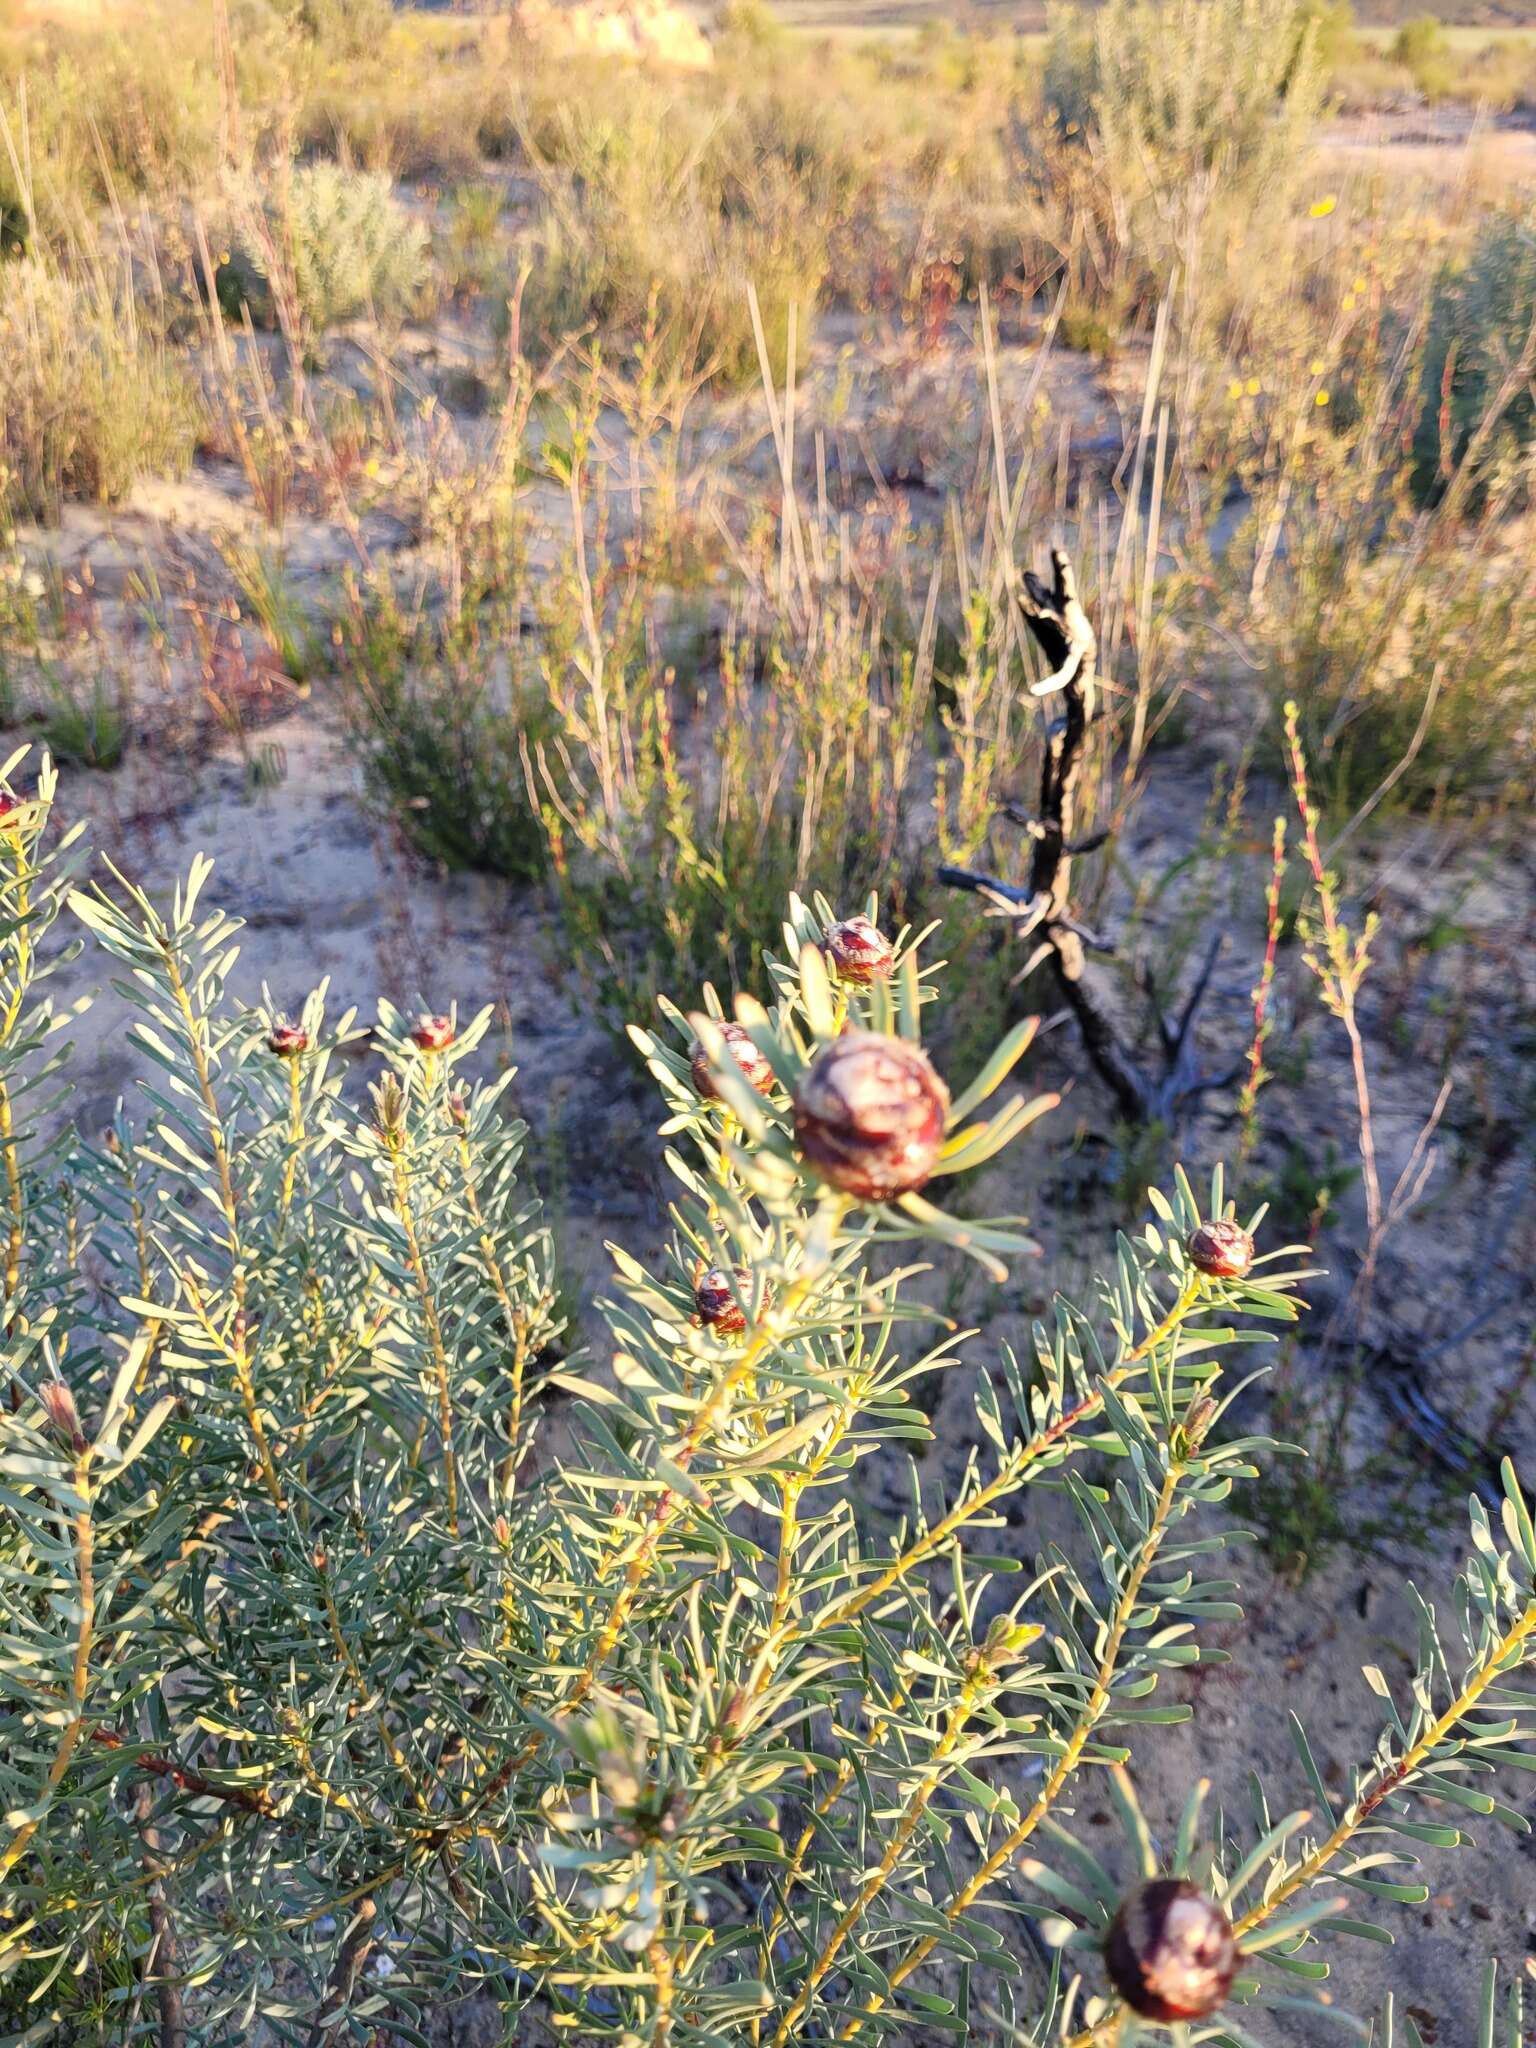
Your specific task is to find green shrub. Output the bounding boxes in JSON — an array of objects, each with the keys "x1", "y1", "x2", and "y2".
[
  {"x1": 345, "y1": 653, "x2": 553, "y2": 884},
  {"x1": 0, "y1": 257, "x2": 200, "y2": 525},
  {"x1": 1039, "y1": 0, "x2": 1329, "y2": 328},
  {"x1": 1044, "y1": 0, "x2": 1325, "y2": 196},
  {"x1": 1415, "y1": 203, "x2": 1536, "y2": 499},
  {"x1": 0, "y1": 18, "x2": 221, "y2": 232},
  {"x1": 515, "y1": 126, "x2": 828, "y2": 388},
  {"x1": 1296, "y1": 0, "x2": 1359, "y2": 76},
  {"x1": 4, "y1": 769, "x2": 1536, "y2": 2044},
  {"x1": 337, "y1": 511, "x2": 553, "y2": 882},
  {"x1": 442, "y1": 178, "x2": 507, "y2": 296},
  {"x1": 1392, "y1": 12, "x2": 1454, "y2": 97},
  {"x1": 277, "y1": 0, "x2": 393, "y2": 60},
  {"x1": 1273, "y1": 536, "x2": 1536, "y2": 812},
  {"x1": 536, "y1": 595, "x2": 929, "y2": 1038},
  {"x1": 41, "y1": 672, "x2": 130, "y2": 771},
  {"x1": 239, "y1": 161, "x2": 428, "y2": 334}
]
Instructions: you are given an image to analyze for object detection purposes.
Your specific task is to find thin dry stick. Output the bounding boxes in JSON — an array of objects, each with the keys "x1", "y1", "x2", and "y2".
[
  {"x1": 748, "y1": 282, "x2": 812, "y2": 622},
  {"x1": 1235, "y1": 814, "x2": 1287, "y2": 1165},
  {"x1": 1284, "y1": 703, "x2": 1382, "y2": 1255},
  {"x1": 1285, "y1": 706, "x2": 1453, "y2": 1349},
  {"x1": 1323, "y1": 662, "x2": 1443, "y2": 864}
]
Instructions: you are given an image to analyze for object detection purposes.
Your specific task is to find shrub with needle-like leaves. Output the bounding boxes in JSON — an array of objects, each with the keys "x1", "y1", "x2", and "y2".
[{"x1": 0, "y1": 763, "x2": 1534, "y2": 2046}]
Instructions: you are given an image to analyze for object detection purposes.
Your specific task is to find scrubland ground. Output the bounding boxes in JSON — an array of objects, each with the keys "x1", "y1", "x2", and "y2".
[{"x1": 3, "y1": 0, "x2": 1536, "y2": 2036}]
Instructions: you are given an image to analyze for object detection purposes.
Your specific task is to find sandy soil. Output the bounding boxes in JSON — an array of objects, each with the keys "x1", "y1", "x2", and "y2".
[{"x1": 1320, "y1": 106, "x2": 1536, "y2": 189}]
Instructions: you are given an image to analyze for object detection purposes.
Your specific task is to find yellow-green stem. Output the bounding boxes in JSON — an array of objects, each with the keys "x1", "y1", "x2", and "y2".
[
  {"x1": 1234, "y1": 1594, "x2": 1536, "y2": 1943},
  {"x1": 0, "y1": 1084, "x2": 23, "y2": 1320},
  {"x1": 278, "y1": 1056, "x2": 303, "y2": 1229},
  {"x1": 812, "y1": 1275, "x2": 1200, "y2": 1638},
  {"x1": 842, "y1": 1458, "x2": 1185, "y2": 2038},
  {"x1": 575, "y1": 1234, "x2": 844, "y2": 1713},
  {"x1": 454, "y1": 1131, "x2": 538, "y2": 1481},
  {"x1": 648, "y1": 1935, "x2": 675, "y2": 2047},
  {"x1": 391, "y1": 1152, "x2": 459, "y2": 1537},
  {"x1": 164, "y1": 949, "x2": 285, "y2": 1504},
  {"x1": 0, "y1": 1464, "x2": 96, "y2": 1883},
  {"x1": 1, "y1": 839, "x2": 32, "y2": 1323},
  {"x1": 773, "y1": 1675, "x2": 986, "y2": 2045}
]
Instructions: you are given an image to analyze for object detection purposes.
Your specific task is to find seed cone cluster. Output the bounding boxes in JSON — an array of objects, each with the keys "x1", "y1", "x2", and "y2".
[
  {"x1": 824, "y1": 915, "x2": 894, "y2": 985},
  {"x1": 411, "y1": 1014, "x2": 455, "y2": 1053},
  {"x1": 793, "y1": 1030, "x2": 948, "y2": 1201},
  {"x1": 693, "y1": 1266, "x2": 750, "y2": 1335},
  {"x1": 1187, "y1": 1219, "x2": 1255, "y2": 1280},
  {"x1": 690, "y1": 1021, "x2": 774, "y2": 1101},
  {"x1": 1105, "y1": 1880, "x2": 1237, "y2": 2021}
]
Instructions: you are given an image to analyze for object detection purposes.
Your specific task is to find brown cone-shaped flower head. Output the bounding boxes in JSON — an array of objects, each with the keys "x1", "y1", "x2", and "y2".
[
  {"x1": 690, "y1": 1022, "x2": 774, "y2": 1101},
  {"x1": 794, "y1": 1030, "x2": 948, "y2": 1202},
  {"x1": 1105, "y1": 1880, "x2": 1237, "y2": 2022},
  {"x1": 411, "y1": 1014, "x2": 455, "y2": 1054},
  {"x1": 267, "y1": 1022, "x2": 309, "y2": 1059},
  {"x1": 1187, "y1": 1219, "x2": 1255, "y2": 1280},
  {"x1": 824, "y1": 914, "x2": 894, "y2": 986},
  {"x1": 693, "y1": 1265, "x2": 750, "y2": 1336}
]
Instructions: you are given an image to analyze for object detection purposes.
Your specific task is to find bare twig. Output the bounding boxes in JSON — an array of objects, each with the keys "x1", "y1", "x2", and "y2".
[
  {"x1": 306, "y1": 1898, "x2": 379, "y2": 2046},
  {"x1": 941, "y1": 548, "x2": 1240, "y2": 1127},
  {"x1": 135, "y1": 1779, "x2": 186, "y2": 2048},
  {"x1": 91, "y1": 1727, "x2": 275, "y2": 1816}
]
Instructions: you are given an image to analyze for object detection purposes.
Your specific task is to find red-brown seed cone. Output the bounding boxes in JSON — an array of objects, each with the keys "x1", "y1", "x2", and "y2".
[
  {"x1": 793, "y1": 1030, "x2": 949, "y2": 1202},
  {"x1": 689, "y1": 1022, "x2": 774, "y2": 1101},
  {"x1": 693, "y1": 1265, "x2": 750, "y2": 1335},
  {"x1": 411, "y1": 1014, "x2": 455, "y2": 1053},
  {"x1": 1187, "y1": 1219, "x2": 1255, "y2": 1280},
  {"x1": 268, "y1": 1023, "x2": 310, "y2": 1058},
  {"x1": 823, "y1": 914, "x2": 895, "y2": 986},
  {"x1": 1105, "y1": 1879, "x2": 1237, "y2": 2022}
]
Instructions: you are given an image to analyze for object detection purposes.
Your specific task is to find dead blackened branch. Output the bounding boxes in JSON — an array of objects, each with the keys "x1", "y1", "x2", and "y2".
[{"x1": 940, "y1": 548, "x2": 1236, "y2": 1128}]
